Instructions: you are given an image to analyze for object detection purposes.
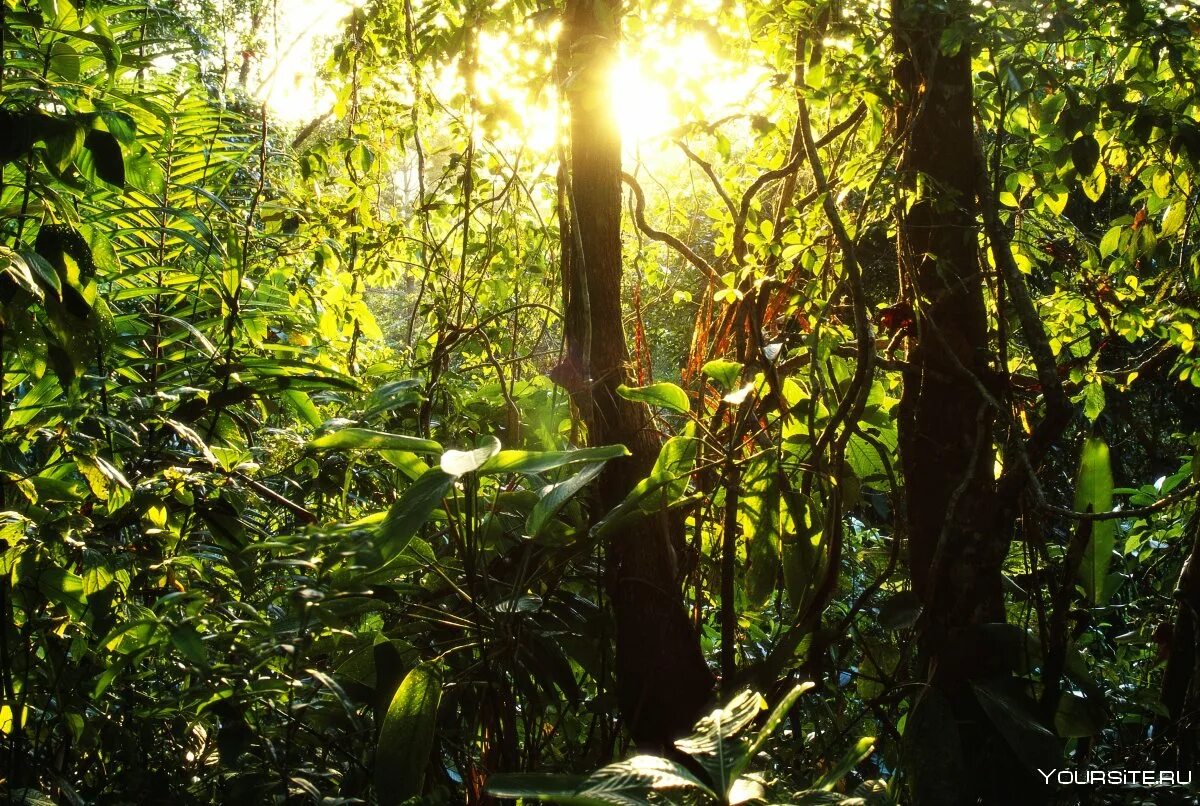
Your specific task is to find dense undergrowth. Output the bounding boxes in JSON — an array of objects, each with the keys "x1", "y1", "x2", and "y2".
[{"x1": 2, "y1": 0, "x2": 1200, "y2": 804}]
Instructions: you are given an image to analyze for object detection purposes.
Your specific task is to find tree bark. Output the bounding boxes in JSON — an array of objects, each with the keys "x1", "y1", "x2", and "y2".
[
  {"x1": 1158, "y1": 505, "x2": 1200, "y2": 771},
  {"x1": 555, "y1": 0, "x2": 714, "y2": 747},
  {"x1": 892, "y1": 2, "x2": 1048, "y2": 802}
]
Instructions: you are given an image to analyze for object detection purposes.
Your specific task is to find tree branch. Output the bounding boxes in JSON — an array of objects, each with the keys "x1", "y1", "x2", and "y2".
[{"x1": 622, "y1": 171, "x2": 720, "y2": 282}]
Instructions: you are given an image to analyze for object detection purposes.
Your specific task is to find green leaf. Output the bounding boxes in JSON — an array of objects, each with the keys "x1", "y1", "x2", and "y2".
[
  {"x1": 1070, "y1": 134, "x2": 1100, "y2": 177},
  {"x1": 125, "y1": 147, "x2": 165, "y2": 195},
  {"x1": 741, "y1": 458, "x2": 781, "y2": 607},
  {"x1": 971, "y1": 678, "x2": 1059, "y2": 773},
  {"x1": 362, "y1": 378, "x2": 424, "y2": 420},
  {"x1": 1082, "y1": 381, "x2": 1105, "y2": 422},
  {"x1": 73, "y1": 453, "x2": 130, "y2": 503},
  {"x1": 592, "y1": 430, "x2": 699, "y2": 538},
  {"x1": 1081, "y1": 165, "x2": 1106, "y2": 203},
  {"x1": 22, "y1": 251, "x2": 62, "y2": 298},
  {"x1": 813, "y1": 736, "x2": 875, "y2": 791},
  {"x1": 282, "y1": 389, "x2": 322, "y2": 428},
  {"x1": 1161, "y1": 202, "x2": 1186, "y2": 237},
  {"x1": 1099, "y1": 226, "x2": 1123, "y2": 258},
  {"x1": 37, "y1": 566, "x2": 87, "y2": 620},
  {"x1": 309, "y1": 428, "x2": 443, "y2": 455},
  {"x1": 782, "y1": 493, "x2": 822, "y2": 613},
  {"x1": 440, "y1": 436, "x2": 501, "y2": 476},
  {"x1": 1042, "y1": 188, "x2": 1068, "y2": 216},
  {"x1": 674, "y1": 690, "x2": 766, "y2": 794},
  {"x1": 1152, "y1": 169, "x2": 1172, "y2": 200},
  {"x1": 44, "y1": 120, "x2": 84, "y2": 173},
  {"x1": 82, "y1": 128, "x2": 124, "y2": 188},
  {"x1": 527, "y1": 461, "x2": 606, "y2": 538},
  {"x1": 375, "y1": 469, "x2": 455, "y2": 569},
  {"x1": 170, "y1": 624, "x2": 208, "y2": 668},
  {"x1": 48, "y1": 41, "x2": 80, "y2": 81},
  {"x1": 616, "y1": 382, "x2": 690, "y2": 414},
  {"x1": 480, "y1": 444, "x2": 630, "y2": 475},
  {"x1": 0, "y1": 248, "x2": 44, "y2": 300},
  {"x1": 702, "y1": 359, "x2": 743, "y2": 391},
  {"x1": 377, "y1": 662, "x2": 443, "y2": 805},
  {"x1": 488, "y1": 755, "x2": 718, "y2": 805},
  {"x1": 1075, "y1": 437, "x2": 1116, "y2": 604},
  {"x1": 99, "y1": 110, "x2": 137, "y2": 144}
]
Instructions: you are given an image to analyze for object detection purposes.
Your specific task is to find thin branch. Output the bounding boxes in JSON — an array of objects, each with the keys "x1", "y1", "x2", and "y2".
[
  {"x1": 733, "y1": 102, "x2": 866, "y2": 261},
  {"x1": 975, "y1": 138, "x2": 1070, "y2": 424},
  {"x1": 622, "y1": 171, "x2": 720, "y2": 282},
  {"x1": 1041, "y1": 481, "x2": 1200, "y2": 522},
  {"x1": 235, "y1": 472, "x2": 316, "y2": 524},
  {"x1": 676, "y1": 140, "x2": 738, "y2": 222}
]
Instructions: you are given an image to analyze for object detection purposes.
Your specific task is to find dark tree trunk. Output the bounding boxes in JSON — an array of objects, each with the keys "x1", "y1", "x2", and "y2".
[
  {"x1": 555, "y1": 0, "x2": 714, "y2": 747},
  {"x1": 892, "y1": 2, "x2": 1049, "y2": 802},
  {"x1": 1158, "y1": 506, "x2": 1200, "y2": 770}
]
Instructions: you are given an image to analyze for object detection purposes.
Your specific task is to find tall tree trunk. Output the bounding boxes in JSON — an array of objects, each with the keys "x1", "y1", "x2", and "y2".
[
  {"x1": 1158, "y1": 505, "x2": 1200, "y2": 771},
  {"x1": 892, "y1": 2, "x2": 1048, "y2": 802},
  {"x1": 555, "y1": 0, "x2": 714, "y2": 747}
]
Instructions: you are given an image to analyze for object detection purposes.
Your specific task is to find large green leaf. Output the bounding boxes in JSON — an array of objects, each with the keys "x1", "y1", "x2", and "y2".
[
  {"x1": 308, "y1": 428, "x2": 443, "y2": 454},
  {"x1": 1074, "y1": 437, "x2": 1115, "y2": 604},
  {"x1": 82, "y1": 128, "x2": 124, "y2": 188},
  {"x1": 527, "y1": 461, "x2": 607, "y2": 538},
  {"x1": 741, "y1": 457, "x2": 782, "y2": 607},
  {"x1": 361, "y1": 378, "x2": 424, "y2": 420},
  {"x1": 374, "y1": 469, "x2": 456, "y2": 569},
  {"x1": 616, "y1": 382, "x2": 690, "y2": 414},
  {"x1": 971, "y1": 678, "x2": 1059, "y2": 773},
  {"x1": 674, "y1": 690, "x2": 767, "y2": 795},
  {"x1": 592, "y1": 430, "x2": 699, "y2": 539},
  {"x1": 480, "y1": 444, "x2": 630, "y2": 475},
  {"x1": 376, "y1": 662, "x2": 443, "y2": 805},
  {"x1": 487, "y1": 755, "x2": 718, "y2": 805},
  {"x1": 440, "y1": 436, "x2": 501, "y2": 476},
  {"x1": 701, "y1": 359, "x2": 743, "y2": 391}
]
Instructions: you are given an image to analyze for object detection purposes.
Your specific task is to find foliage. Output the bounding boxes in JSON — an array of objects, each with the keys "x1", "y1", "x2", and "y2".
[
  {"x1": 1, "y1": 0, "x2": 1199, "y2": 802},
  {"x1": 486, "y1": 685, "x2": 887, "y2": 806}
]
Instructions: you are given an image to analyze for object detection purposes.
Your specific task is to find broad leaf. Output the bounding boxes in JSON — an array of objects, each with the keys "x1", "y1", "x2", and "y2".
[
  {"x1": 440, "y1": 436, "x2": 502, "y2": 476},
  {"x1": 592, "y1": 430, "x2": 699, "y2": 539},
  {"x1": 702, "y1": 359, "x2": 743, "y2": 391},
  {"x1": 374, "y1": 469, "x2": 455, "y2": 569},
  {"x1": 480, "y1": 444, "x2": 630, "y2": 475},
  {"x1": 309, "y1": 428, "x2": 442, "y2": 454},
  {"x1": 674, "y1": 689, "x2": 766, "y2": 794},
  {"x1": 617, "y1": 382, "x2": 690, "y2": 414},
  {"x1": 377, "y1": 662, "x2": 443, "y2": 805},
  {"x1": 1074, "y1": 437, "x2": 1115, "y2": 604},
  {"x1": 527, "y1": 461, "x2": 607, "y2": 538}
]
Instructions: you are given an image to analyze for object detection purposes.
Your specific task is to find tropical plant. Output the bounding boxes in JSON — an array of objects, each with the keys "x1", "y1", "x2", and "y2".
[{"x1": 487, "y1": 685, "x2": 887, "y2": 806}]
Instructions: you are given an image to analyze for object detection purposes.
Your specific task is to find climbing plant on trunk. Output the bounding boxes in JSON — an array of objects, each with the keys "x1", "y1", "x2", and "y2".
[
  {"x1": 891, "y1": 0, "x2": 1065, "y2": 802},
  {"x1": 555, "y1": 0, "x2": 715, "y2": 747}
]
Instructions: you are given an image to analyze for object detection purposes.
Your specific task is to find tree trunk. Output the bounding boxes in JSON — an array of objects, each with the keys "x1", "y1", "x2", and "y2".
[
  {"x1": 1158, "y1": 505, "x2": 1200, "y2": 771},
  {"x1": 892, "y1": 2, "x2": 1048, "y2": 802},
  {"x1": 555, "y1": 0, "x2": 714, "y2": 747}
]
